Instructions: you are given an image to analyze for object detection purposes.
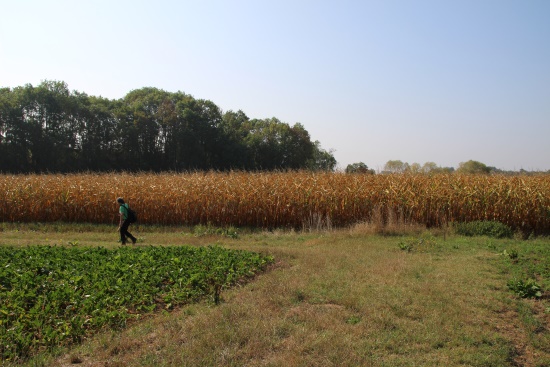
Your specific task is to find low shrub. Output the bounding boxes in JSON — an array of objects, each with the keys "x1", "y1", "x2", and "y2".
[
  {"x1": 501, "y1": 249, "x2": 519, "y2": 261},
  {"x1": 455, "y1": 221, "x2": 513, "y2": 239}
]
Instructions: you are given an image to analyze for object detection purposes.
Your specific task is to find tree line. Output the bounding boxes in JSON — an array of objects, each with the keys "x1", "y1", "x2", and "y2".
[
  {"x1": 0, "y1": 81, "x2": 336, "y2": 173},
  {"x1": 346, "y1": 160, "x2": 549, "y2": 175}
]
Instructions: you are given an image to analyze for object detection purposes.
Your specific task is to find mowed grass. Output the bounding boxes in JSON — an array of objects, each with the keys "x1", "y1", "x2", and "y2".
[{"x1": 1, "y1": 224, "x2": 549, "y2": 367}]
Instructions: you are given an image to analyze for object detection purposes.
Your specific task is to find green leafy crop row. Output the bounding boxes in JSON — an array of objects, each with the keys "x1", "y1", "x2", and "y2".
[{"x1": 0, "y1": 245, "x2": 273, "y2": 362}]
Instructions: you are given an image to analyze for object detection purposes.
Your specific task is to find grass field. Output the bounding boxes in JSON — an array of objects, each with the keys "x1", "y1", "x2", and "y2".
[{"x1": 1, "y1": 223, "x2": 548, "y2": 367}]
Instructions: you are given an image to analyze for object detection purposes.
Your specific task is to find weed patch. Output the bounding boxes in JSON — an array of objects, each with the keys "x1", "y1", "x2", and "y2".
[
  {"x1": 455, "y1": 220, "x2": 513, "y2": 238},
  {"x1": 193, "y1": 223, "x2": 240, "y2": 239},
  {"x1": 507, "y1": 278, "x2": 543, "y2": 299},
  {"x1": 398, "y1": 235, "x2": 437, "y2": 253}
]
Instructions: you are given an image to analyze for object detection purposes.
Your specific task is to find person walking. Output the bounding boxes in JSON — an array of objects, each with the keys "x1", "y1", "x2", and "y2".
[{"x1": 117, "y1": 197, "x2": 137, "y2": 245}]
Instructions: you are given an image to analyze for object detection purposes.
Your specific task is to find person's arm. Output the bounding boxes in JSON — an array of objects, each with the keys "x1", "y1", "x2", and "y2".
[{"x1": 118, "y1": 207, "x2": 123, "y2": 228}]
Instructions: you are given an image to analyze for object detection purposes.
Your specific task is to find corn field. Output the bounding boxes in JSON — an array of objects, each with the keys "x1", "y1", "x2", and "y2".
[{"x1": 0, "y1": 172, "x2": 549, "y2": 234}]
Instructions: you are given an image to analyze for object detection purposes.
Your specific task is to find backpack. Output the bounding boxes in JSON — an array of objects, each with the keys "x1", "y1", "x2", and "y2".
[{"x1": 124, "y1": 204, "x2": 137, "y2": 223}]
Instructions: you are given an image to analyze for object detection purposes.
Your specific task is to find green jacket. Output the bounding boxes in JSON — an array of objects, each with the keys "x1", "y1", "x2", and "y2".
[{"x1": 119, "y1": 203, "x2": 129, "y2": 220}]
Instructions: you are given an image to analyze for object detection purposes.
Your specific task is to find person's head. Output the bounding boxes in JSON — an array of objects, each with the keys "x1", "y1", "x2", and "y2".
[{"x1": 117, "y1": 197, "x2": 125, "y2": 205}]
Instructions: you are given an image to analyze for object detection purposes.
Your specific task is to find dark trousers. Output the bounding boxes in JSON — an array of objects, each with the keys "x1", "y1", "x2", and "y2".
[{"x1": 120, "y1": 220, "x2": 136, "y2": 244}]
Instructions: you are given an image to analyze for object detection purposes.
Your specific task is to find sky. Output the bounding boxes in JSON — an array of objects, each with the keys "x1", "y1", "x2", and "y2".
[{"x1": 1, "y1": 0, "x2": 549, "y2": 172}]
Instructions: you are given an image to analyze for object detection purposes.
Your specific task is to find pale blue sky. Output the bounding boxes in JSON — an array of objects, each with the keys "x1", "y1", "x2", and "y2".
[{"x1": 1, "y1": 0, "x2": 549, "y2": 171}]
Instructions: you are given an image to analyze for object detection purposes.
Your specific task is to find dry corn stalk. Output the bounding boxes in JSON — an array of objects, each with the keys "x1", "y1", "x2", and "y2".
[{"x1": 0, "y1": 172, "x2": 548, "y2": 234}]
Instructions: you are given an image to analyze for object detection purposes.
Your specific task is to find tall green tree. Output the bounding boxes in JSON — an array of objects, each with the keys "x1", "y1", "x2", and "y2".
[
  {"x1": 307, "y1": 141, "x2": 336, "y2": 171},
  {"x1": 244, "y1": 118, "x2": 315, "y2": 170},
  {"x1": 0, "y1": 81, "x2": 80, "y2": 172},
  {"x1": 384, "y1": 160, "x2": 409, "y2": 173},
  {"x1": 457, "y1": 160, "x2": 492, "y2": 174},
  {"x1": 220, "y1": 110, "x2": 251, "y2": 169},
  {"x1": 31, "y1": 81, "x2": 80, "y2": 171},
  {"x1": 0, "y1": 87, "x2": 31, "y2": 172},
  {"x1": 121, "y1": 88, "x2": 166, "y2": 170},
  {"x1": 345, "y1": 162, "x2": 374, "y2": 174},
  {"x1": 175, "y1": 98, "x2": 223, "y2": 170},
  {"x1": 80, "y1": 95, "x2": 119, "y2": 170}
]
